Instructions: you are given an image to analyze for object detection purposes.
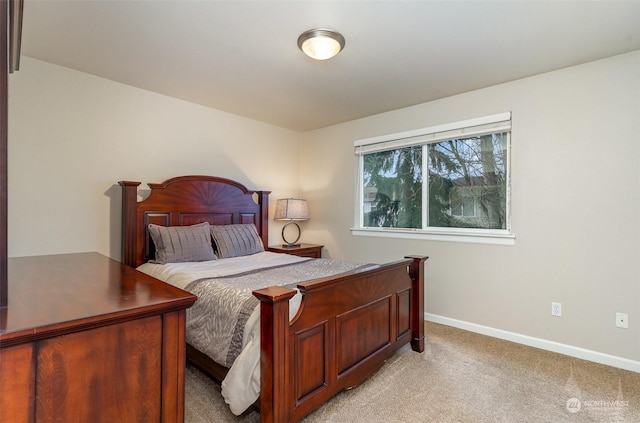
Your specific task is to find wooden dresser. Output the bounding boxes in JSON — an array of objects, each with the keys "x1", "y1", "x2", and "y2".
[{"x1": 0, "y1": 252, "x2": 197, "y2": 423}]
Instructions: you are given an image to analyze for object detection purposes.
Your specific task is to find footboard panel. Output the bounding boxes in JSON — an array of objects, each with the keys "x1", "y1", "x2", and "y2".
[
  {"x1": 254, "y1": 255, "x2": 427, "y2": 423},
  {"x1": 292, "y1": 321, "x2": 327, "y2": 403},
  {"x1": 336, "y1": 296, "x2": 392, "y2": 374}
]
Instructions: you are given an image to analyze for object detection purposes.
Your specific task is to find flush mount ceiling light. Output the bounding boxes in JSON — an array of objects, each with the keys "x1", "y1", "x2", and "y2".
[{"x1": 297, "y1": 28, "x2": 345, "y2": 60}]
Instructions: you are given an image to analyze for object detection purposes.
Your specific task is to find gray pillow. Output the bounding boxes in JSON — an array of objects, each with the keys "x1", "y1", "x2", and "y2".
[
  {"x1": 210, "y1": 224, "x2": 264, "y2": 259},
  {"x1": 148, "y1": 222, "x2": 215, "y2": 264}
]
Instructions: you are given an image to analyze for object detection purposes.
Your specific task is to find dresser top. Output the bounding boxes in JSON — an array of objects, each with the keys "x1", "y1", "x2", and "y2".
[{"x1": 0, "y1": 252, "x2": 196, "y2": 346}]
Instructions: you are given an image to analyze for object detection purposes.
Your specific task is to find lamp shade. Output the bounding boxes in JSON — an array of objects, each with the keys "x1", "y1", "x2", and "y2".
[{"x1": 274, "y1": 198, "x2": 310, "y2": 221}]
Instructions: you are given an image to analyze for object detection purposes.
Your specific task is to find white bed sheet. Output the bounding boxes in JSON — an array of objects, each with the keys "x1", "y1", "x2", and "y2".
[{"x1": 137, "y1": 251, "x2": 310, "y2": 290}]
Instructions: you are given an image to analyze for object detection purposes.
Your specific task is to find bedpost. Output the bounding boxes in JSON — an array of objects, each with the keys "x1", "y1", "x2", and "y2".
[
  {"x1": 255, "y1": 190, "x2": 270, "y2": 247},
  {"x1": 118, "y1": 181, "x2": 141, "y2": 267},
  {"x1": 253, "y1": 286, "x2": 297, "y2": 423},
  {"x1": 406, "y1": 255, "x2": 428, "y2": 353}
]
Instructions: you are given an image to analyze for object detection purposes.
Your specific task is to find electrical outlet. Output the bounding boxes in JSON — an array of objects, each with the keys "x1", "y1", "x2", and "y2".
[
  {"x1": 616, "y1": 312, "x2": 629, "y2": 329},
  {"x1": 551, "y1": 302, "x2": 562, "y2": 317}
]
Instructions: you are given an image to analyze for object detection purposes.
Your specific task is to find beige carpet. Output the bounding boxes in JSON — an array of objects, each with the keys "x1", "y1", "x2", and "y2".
[{"x1": 185, "y1": 322, "x2": 640, "y2": 422}]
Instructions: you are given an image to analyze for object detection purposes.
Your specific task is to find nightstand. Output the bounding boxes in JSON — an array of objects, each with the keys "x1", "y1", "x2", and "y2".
[{"x1": 268, "y1": 243, "x2": 323, "y2": 258}]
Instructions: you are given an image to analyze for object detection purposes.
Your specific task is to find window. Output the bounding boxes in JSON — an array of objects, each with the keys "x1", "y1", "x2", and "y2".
[{"x1": 353, "y1": 113, "x2": 514, "y2": 245}]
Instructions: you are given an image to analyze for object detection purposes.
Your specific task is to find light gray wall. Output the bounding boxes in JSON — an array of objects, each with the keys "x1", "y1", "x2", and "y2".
[
  {"x1": 299, "y1": 51, "x2": 640, "y2": 366},
  {"x1": 8, "y1": 57, "x2": 303, "y2": 259}
]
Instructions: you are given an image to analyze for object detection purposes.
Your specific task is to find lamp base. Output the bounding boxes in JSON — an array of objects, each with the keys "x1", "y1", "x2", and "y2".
[{"x1": 281, "y1": 221, "x2": 302, "y2": 247}]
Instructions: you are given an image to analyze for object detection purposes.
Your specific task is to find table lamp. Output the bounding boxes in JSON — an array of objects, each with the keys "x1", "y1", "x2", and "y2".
[{"x1": 274, "y1": 198, "x2": 310, "y2": 247}]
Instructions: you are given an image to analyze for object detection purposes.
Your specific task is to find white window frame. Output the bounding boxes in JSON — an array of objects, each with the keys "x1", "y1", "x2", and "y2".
[{"x1": 352, "y1": 112, "x2": 515, "y2": 246}]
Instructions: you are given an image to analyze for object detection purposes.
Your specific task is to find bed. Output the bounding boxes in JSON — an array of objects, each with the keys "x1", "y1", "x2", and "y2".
[{"x1": 119, "y1": 175, "x2": 427, "y2": 423}]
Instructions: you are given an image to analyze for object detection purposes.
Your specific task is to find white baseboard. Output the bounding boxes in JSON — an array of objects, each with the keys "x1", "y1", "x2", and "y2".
[{"x1": 425, "y1": 313, "x2": 640, "y2": 373}]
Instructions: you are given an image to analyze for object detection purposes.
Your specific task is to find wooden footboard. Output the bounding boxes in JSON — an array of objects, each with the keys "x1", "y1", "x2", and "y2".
[{"x1": 254, "y1": 255, "x2": 427, "y2": 423}]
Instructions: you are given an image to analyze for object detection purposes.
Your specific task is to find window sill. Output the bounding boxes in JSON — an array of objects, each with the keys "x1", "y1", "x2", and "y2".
[{"x1": 351, "y1": 227, "x2": 515, "y2": 246}]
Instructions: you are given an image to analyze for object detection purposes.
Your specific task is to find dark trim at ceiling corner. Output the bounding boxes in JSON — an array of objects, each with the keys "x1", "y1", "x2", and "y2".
[{"x1": 9, "y1": 0, "x2": 22, "y2": 73}]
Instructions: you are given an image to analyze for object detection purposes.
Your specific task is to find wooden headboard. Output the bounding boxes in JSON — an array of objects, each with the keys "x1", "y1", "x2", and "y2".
[{"x1": 119, "y1": 175, "x2": 270, "y2": 268}]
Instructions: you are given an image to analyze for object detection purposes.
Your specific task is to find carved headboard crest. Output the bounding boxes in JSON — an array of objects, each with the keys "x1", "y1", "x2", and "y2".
[{"x1": 119, "y1": 175, "x2": 270, "y2": 268}]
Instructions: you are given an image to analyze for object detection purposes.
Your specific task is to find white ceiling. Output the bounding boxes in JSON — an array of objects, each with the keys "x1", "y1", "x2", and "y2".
[{"x1": 19, "y1": 1, "x2": 640, "y2": 132}]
